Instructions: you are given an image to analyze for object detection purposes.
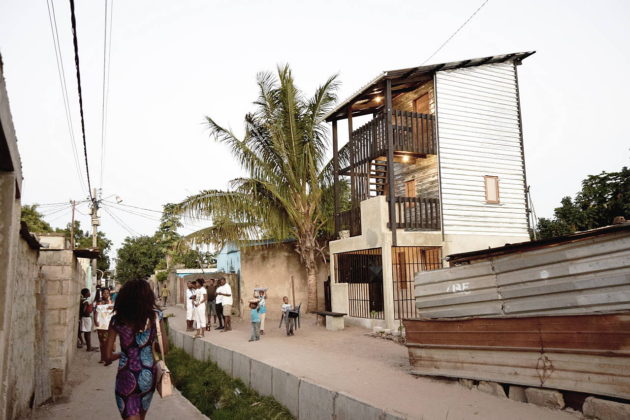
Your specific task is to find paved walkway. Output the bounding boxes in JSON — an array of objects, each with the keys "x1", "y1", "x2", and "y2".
[
  {"x1": 33, "y1": 332, "x2": 207, "y2": 420},
  {"x1": 165, "y1": 304, "x2": 575, "y2": 420}
]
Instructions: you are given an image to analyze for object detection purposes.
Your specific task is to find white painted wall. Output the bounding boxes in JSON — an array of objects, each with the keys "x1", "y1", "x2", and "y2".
[{"x1": 435, "y1": 62, "x2": 529, "y2": 237}]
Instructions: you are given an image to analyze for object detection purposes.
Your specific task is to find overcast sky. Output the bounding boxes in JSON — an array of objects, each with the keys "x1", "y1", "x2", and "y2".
[{"x1": 1, "y1": 0, "x2": 628, "y2": 258}]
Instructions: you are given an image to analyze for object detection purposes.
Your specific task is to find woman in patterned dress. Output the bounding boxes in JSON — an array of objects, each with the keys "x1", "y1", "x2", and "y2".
[{"x1": 104, "y1": 280, "x2": 169, "y2": 420}]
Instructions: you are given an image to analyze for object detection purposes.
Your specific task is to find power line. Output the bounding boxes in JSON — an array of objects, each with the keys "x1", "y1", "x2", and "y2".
[
  {"x1": 45, "y1": 0, "x2": 87, "y2": 195},
  {"x1": 102, "y1": 206, "x2": 139, "y2": 237},
  {"x1": 421, "y1": 0, "x2": 490, "y2": 65},
  {"x1": 102, "y1": 200, "x2": 163, "y2": 213},
  {"x1": 100, "y1": 0, "x2": 114, "y2": 188},
  {"x1": 68, "y1": 0, "x2": 94, "y2": 200}
]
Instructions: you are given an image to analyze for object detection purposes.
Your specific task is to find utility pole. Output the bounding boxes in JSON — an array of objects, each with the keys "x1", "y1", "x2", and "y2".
[
  {"x1": 70, "y1": 200, "x2": 76, "y2": 249},
  {"x1": 90, "y1": 188, "x2": 101, "y2": 286}
]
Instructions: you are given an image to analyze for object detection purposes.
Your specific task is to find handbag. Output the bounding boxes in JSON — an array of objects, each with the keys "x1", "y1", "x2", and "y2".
[{"x1": 154, "y1": 313, "x2": 172, "y2": 398}]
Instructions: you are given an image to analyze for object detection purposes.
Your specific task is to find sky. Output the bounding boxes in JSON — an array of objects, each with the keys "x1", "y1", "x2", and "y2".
[{"x1": 1, "y1": 0, "x2": 629, "y2": 259}]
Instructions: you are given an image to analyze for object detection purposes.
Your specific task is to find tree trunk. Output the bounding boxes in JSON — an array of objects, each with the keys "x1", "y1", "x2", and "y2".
[{"x1": 306, "y1": 262, "x2": 318, "y2": 313}]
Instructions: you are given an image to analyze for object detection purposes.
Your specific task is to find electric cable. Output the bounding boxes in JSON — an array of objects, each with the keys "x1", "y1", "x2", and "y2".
[
  {"x1": 68, "y1": 0, "x2": 94, "y2": 200},
  {"x1": 45, "y1": 0, "x2": 87, "y2": 195},
  {"x1": 421, "y1": 0, "x2": 490, "y2": 65},
  {"x1": 99, "y1": 0, "x2": 114, "y2": 188}
]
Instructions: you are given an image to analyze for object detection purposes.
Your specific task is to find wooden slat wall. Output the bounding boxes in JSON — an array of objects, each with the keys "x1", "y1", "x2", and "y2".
[
  {"x1": 413, "y1": 231, "x2": 630, "y2": 318},
  {"x1": 435, "y1": 62, "x2": 529, "y2": 236}
]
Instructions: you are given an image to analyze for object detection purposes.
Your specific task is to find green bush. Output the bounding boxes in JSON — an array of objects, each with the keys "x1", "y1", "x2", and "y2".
[{"x1": 165, "y1": 347, "x2": 294, "y2": 420}]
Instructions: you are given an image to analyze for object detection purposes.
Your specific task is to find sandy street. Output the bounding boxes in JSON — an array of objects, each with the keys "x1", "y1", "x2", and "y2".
[{"x1": 164, "y1": 305, "x2": 576, "y2": 420}]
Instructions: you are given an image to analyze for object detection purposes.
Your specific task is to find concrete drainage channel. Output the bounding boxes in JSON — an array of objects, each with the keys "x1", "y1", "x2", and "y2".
[{"x1": 169, "y1": 327, "x2": 405, "y2": 420}]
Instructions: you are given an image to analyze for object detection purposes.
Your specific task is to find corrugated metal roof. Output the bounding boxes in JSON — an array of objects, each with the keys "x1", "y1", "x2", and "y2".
[{"x1": 323, "y1": 51, "x2": 535, "y2": 122}]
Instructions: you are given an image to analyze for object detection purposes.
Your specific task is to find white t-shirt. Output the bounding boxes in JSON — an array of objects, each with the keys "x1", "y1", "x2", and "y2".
[
  {"x1": 186, "y1": 288, "x2": 194, "y2": 308},
  {"x1": 215, "y1": 284, "x2": 233, "y2": 306},
  {"x1": 195, "y1": 287, "x2": 207, "y2": 305},
  {"x1": 281, "y1": 303, "x2": 292, "y2": 312},
  {"x1": 95, "y1": 302, "x2": 114, "y2": 330}
]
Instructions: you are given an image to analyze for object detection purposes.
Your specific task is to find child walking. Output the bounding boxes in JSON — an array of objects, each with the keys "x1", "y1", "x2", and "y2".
[
  {"x1": 281, "y1": 296, "x2": 295, "y2": 336},
  {"x1": 248, "y1": 300, "x2": 261, "y2": 342}
]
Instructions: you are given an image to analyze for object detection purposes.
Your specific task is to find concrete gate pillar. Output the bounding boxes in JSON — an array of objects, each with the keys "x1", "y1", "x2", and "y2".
[{"x1": 381, "y1": 239, "x2": 395, "y2": 330}]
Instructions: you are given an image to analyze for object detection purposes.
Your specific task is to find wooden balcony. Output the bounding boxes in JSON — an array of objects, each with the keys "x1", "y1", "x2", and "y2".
[
  {"x1": 330, "y1": 78, "x2": 440, "y2": 245},
  {"x1": 391, "y1": 197, "x2": 440, "y2": 231},
  {"x1": 339, "y1": 109, "x2": 436, "y2": 173}
]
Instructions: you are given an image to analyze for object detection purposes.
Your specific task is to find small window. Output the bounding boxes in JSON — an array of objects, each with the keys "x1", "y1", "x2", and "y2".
[
  {"x1": 484, "y1": 176, "x2": 500, "y2": 204},
  {"x1": 405, "y1": 179, "x2": 416, "y2": 198}
]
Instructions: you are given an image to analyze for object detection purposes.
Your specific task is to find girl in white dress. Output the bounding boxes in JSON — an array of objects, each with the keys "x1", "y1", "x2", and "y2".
[{"x1": 192, "y1": 279, "x2": 207, "y2": 338}]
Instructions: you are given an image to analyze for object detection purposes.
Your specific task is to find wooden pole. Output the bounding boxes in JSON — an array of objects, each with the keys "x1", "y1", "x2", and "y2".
[
  {"x1": 385, "y1": 79, "x2": 397, "y2": 246},
  {"x1": 70, "y1": 200, "x2": 75, "y2": 249},
  {"x1": 332, "y1": 120, "x2": 339, "y2": 234},
  {"x1": 291, "y1": 275, "x2": 296, "y2": 307}
]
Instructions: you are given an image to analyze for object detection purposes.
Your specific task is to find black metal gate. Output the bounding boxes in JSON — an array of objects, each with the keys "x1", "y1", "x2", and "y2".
[
  {"x1": 335, "y1": 248, "x2": 384, "y2": 319},
  {"x1": 392, "y1": 246, "x2": 442, "y2": 319}
]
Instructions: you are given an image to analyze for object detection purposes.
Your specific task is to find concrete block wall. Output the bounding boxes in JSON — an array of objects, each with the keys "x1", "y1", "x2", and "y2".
[
  {"x1": 39, "y1": 249, "x2": 86, "y2": 396},
  {"x1": 1, "y1": 236, "x2": 52, "y2": 419},
  {"x1": 168, "y1": 327, "x2": 404, "y2": 420}
]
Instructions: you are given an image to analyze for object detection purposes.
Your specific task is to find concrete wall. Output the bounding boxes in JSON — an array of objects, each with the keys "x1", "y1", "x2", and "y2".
[
  {"x1": 240, "y1": 242, "x2": 328, "y2": 317},
  {"x1": 39, "y1": 249, "x2": 87, "y2": 395},
  {"x1": 0, "y1": 55, "x2": 53, "y2": 419},
  {"x1": 168, "y1": 327, "x2": 403, "y2": 420},
  {"x1": 0, "y1": 234, "x2": 52, "y2": 419}
]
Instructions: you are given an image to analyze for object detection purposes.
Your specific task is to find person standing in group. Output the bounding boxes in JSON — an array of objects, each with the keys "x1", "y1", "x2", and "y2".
[
  {"x1": 192, "y1": 279, "x2": 207, "y2": 338},
  {"x1": 248, "y1": 300, "x2": 261, "y2": 342},
  {"x1": 160, "y1": 284, "x2": 170, "y2": 307},
  {"x1": 94, "y1": 287, "x2": 115, "y2": 363},
  {"x1": 103, "y1": 279, "x2": 168, "y2": 420},
  {"x1": 205, "y1": 278, "x2": 217, "y2": 331},
  {"x1": 185, "y1": 281, "x2": 195, "y2": 331},
  {"x1": 79, "y1": 288, "x2": 98, "y2": 351},
  {"x1": 256, "y1": 289, "x2": 267, "y2": 335},
  {"x1": 214, "y1": 280, "x2": 225, "y2": 330},
  {"x1": 215, "y1": 277, "x2": 233, "y2": 332}
]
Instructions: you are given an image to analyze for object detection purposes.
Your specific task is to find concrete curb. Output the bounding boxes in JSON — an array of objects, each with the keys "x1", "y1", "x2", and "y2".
[{"x1": 170, "y1": 327, "x2": 396, "y2": 420}]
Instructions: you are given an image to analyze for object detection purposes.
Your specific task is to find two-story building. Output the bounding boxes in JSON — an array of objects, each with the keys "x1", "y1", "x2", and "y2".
[{"x1": 326, "y1": 51, "x2": 535, "y2": 330}]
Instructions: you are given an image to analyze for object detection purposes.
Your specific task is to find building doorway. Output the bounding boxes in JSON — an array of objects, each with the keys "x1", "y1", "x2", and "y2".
[{"x1": 335, "y1": 248, "x2": 384, "y2": 319}]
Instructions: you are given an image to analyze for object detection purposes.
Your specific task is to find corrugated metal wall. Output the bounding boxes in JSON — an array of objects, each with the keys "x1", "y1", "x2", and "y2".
[
  {"x1": 414, "y1": 231, "x2": 630, "y2": 318},
  {"x1": 435, "y1": 62, "x2": 529, "y2": 236}
]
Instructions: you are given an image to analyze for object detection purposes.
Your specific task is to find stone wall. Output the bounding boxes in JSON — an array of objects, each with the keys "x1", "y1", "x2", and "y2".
[
  {"x1": 240, "y1": 242, "x2": 328, "y2": 317},
  {"x1": 39, "y1": 249, "x2": 86, "y2": 395}
]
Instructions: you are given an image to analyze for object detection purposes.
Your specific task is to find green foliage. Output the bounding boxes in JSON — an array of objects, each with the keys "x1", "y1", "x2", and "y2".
[
  {"x1": 21, "y1": 207, "x2": 112, "y2": 272},
  {"x1": 537, "y1": 167, "x2": 630, "y2": 239},
  {"x1": 115, "y1": 235, "x2": 164, "y2": 284},
  {"x1": 156, "y1": 271, "x2": 168, "y2": 283},
  {"x1": 20, "y1": 204, "x2": 53, "y2": 233},
  {"x1": 174, "y1": 65, "x2": 339, "y2": 311},
  {"x1": 166, "y1": 347, "x2": 293, "y2": 419}
]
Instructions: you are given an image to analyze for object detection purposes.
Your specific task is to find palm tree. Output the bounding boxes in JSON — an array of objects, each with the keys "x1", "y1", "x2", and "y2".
[{"x1": 174, "y1": 65, "x2": 339, "y2": 312}]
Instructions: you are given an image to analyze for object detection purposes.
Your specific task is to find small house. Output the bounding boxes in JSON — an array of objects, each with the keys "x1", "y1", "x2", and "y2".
[{"x1": 327, "y1": 52, "x2": 535, "y2": 330}]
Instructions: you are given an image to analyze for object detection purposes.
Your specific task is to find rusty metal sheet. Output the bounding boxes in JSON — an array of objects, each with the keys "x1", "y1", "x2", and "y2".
[{"x1": 403, "y1": 314, "x2": 630, "y2": 399}]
